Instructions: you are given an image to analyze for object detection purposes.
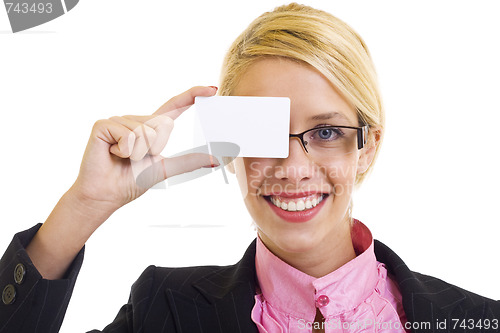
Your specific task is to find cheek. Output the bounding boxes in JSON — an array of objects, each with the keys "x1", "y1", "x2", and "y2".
[{"x1": 323, "y1": 158, "x2": 358, "y2": 195}]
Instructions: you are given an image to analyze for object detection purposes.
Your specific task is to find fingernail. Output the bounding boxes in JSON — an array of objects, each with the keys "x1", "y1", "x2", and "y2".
[
  {"x1": 202, "y1": 163, "x2": 220, "y2": 168},
  {"x1": 208, "y1": 86, "x2": 218, "y2": 92}
]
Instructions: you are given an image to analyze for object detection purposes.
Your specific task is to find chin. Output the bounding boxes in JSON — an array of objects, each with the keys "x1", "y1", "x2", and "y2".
[{"x1": 259, "y1": 225, "x2": 326, "y2": 254}]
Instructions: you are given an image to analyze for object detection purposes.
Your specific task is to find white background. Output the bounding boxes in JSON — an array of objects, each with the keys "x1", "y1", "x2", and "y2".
[{"x1": 1, "y1": 1, "x2": 499, "y2": 332}]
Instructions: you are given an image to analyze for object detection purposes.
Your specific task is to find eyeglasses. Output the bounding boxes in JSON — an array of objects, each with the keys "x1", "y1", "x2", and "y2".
[{"x1": 289, "y1": 125, "x2": 369, "y2": 159}]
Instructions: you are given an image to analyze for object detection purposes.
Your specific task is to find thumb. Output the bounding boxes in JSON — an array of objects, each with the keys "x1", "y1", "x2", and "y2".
[{"x1": 133, "y1": 153, "x2": 220, "y2": 189}]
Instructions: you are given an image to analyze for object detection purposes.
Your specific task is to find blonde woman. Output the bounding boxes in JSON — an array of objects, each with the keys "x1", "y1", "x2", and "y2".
[{"x1": 1, "y1": 3, "x2": 498, "y2": 333}]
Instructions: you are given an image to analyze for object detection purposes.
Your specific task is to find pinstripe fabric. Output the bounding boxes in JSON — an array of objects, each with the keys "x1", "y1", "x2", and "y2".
[
  {"x1": 0, "y1": 224, "x2": 83, "y2": 333},
  {"x1": 374, "y1": 241, "x2": 500, "y2": 332},
  {"x1": 1, "y1": 225, "x2": 499, "y2": 332}
]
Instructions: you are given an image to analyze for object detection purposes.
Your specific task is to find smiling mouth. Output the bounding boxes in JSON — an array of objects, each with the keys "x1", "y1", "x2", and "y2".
[{"x1": 264, "y1": 193, "x2": 328, "y2": 212}]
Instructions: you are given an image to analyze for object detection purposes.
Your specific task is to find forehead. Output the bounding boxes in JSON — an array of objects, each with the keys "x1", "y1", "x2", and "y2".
[{"x1": 232, "y1": 58, "x2": 358, "y2": 127}]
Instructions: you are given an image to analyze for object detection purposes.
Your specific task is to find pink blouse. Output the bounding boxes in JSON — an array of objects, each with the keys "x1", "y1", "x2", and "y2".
[{"x1": 251, "y1": 219, "x2": 408, "y2": 332}]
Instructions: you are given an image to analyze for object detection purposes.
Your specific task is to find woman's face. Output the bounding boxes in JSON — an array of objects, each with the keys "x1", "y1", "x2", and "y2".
[{"x1": 230, "y1": 58, "x2": 376, "y2": 257}]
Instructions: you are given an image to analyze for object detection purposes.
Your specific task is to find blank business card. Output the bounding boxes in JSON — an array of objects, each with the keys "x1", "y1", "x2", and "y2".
[{"x1": 194, "y1": 96, "x2": 290, "y2": 158}]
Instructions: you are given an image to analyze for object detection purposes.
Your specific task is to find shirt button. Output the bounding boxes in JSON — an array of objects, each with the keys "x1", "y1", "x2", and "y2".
[
  {"x1": 2, "y1": 284, "x2": 16, "y2": 305},
  {"x1": 14, "y1": 263, "x2": 26, "y2": 285},
  {"x1": 316, "y1": 294, "x2": 330, "y2": 307}
]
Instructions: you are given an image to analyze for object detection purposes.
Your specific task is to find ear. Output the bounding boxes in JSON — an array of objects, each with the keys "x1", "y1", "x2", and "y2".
[{"x1": 357, "y1": 126, "x2": 382, "y2": 175}]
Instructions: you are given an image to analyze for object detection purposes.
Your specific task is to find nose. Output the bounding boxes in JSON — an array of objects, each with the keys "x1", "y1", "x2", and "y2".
[{"x1": 274, "y1": 137, "x2": 315, "y2": 183}]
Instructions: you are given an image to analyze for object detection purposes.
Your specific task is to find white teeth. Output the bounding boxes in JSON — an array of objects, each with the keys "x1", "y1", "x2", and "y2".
[
  {"x1": 269, "y1": 194, "x2": 325, "y2": 212},
  {"x1": 296, "y1": 200, "x2": 305, "y2": 211}
]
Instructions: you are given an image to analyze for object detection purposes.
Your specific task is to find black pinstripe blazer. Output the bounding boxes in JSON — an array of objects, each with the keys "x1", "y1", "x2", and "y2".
[{"x1": 1, "y1": 224, "x2": 499, "y2": 333}]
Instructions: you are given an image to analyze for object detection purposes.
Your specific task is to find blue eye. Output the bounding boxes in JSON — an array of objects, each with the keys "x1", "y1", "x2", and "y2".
[
  {"x1": 318, "y1": 128, "x2": 334, "y2": 139},
  {"x1": 313, "y1": 127, "x2": 342, "y2": 141}
]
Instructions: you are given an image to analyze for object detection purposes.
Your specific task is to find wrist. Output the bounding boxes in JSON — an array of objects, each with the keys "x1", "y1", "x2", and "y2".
[
  {"x1": 25, "y1": 187, "x2": 117, "y2": 280},
  {"x1": 41, "y1": 187, "x2": 116, "y2": 250},
  {"x1": 65, "y1": 184, "x2": 118, "y2": 225}
]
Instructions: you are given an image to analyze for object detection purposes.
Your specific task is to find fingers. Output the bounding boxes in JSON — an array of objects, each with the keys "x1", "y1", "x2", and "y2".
[
  {"x1": 105, "y1": 115, "x2": 173, "y2": 161},
  {"x1": 96, "y1": 86, "x2": 217, "y2": 161},
  {"x1": 133, "y1": 153, "x2": 220, "y2": 189},
  {"x1": 154, "y1": 86, "x2": 218, "y2": 119},
  {"x1": 93, "y1": 119, "x2": 136, "y2": 159},
  {"x1": 164, "y1": 153, "x2": 220, "y2": 177},
  {"x1": 91, "y1": 86, "x2": 219, "y2": 190},
  {"x1": 122, "y1": 114, "x2": 174, "y2": 156}
]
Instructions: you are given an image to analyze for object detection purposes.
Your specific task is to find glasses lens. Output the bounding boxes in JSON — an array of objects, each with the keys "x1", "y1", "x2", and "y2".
[{"x1": 303, "y1": 127, "x2": 359, "y2": 161}]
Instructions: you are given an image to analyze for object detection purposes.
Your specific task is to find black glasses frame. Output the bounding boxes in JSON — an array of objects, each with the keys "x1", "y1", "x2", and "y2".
[{"x1": 289, "y1": 125, "x2": 369, "y2": 153}]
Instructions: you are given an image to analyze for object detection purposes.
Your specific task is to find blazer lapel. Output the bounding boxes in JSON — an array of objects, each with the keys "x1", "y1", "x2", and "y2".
[
  {"x1": 374, "y1": 240, "x2": 478, "y2": 331},
  {"x1": 165, "y1": 239, "x2": 259, "y2": 333}
]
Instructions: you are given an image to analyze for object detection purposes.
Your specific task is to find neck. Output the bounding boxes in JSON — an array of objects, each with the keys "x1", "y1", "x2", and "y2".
[{"x1": 258, "y1": 218, "x2": 356, "y2": 278}]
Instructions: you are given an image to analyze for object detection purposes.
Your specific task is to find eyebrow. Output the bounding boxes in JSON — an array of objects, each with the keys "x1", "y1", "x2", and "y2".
[{"x1": 309, "y1": 112, "x2": 350, "y2": 121}]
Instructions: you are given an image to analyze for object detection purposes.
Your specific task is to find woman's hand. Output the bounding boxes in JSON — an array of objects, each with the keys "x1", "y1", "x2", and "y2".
[
  {"x1": 70, "y1": 86, "x2": 219, "y2": 221},
  {"x1": 26, "y1": 86, "x2": 218, "y2": 279}
]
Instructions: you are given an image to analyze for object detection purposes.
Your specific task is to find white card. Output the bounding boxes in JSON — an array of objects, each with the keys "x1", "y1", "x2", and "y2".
[{"x1": 194, "y1": 96, "x2": 290, "y2": 158}]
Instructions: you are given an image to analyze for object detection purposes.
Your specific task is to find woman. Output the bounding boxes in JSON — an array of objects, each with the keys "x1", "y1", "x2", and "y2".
[{"x1": 0, "y1": 3, "x2": 498, "y2": 333}]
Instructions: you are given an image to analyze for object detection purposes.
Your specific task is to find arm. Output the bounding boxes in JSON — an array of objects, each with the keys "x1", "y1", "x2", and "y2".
[
  {"x1": 0, "y1": 86, "x2": 219, "y2": 333},
  {"x1": 25, "y1": 188, "x2": 113, "y2": 280}
]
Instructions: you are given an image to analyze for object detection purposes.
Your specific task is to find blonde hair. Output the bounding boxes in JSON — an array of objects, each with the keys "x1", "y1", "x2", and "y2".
[{"x1": 219, "y1": 3, "x2": 384, "y2": 186}]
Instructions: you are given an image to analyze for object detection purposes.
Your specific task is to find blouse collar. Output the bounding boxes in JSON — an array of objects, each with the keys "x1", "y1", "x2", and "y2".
[{"x1": 255, "y1": 219, "x2": 378, "y2": 321}]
